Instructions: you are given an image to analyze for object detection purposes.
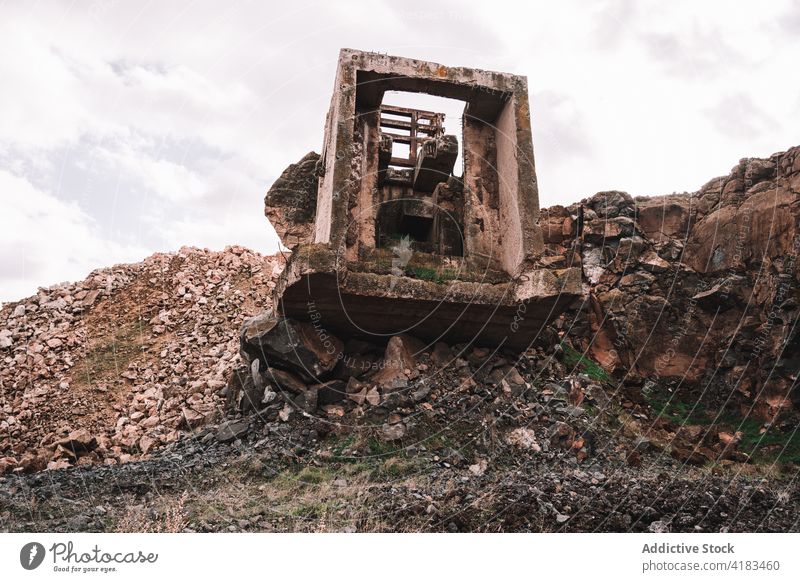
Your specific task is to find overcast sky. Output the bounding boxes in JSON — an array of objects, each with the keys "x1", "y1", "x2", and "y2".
[{"x1": 1, "y1": 0, "x2": 798, "y2": 302}]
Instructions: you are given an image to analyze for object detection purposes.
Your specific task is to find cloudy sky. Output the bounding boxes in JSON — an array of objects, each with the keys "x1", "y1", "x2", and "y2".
[{"x1": 1, "y1": 0, "x2": 798, "y2": 302}]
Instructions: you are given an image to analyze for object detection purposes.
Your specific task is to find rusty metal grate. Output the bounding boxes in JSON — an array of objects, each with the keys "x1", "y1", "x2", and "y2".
[{"x1": 379, "y1": 104, "x2": 444, "y2": 168}]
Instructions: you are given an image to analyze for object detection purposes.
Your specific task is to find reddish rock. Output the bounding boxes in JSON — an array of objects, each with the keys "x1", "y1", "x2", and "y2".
[{"x1": 371, "y1": 335, "x2": 423, "y2": 391}]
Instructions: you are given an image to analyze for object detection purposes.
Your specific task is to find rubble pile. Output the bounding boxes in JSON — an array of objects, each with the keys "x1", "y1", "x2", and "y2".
[
  {"x1": 0, "y1": 246, "x2": 283, "y2": 474},
  {"x1": 229, "y1": 313, "x2": 607, "y2": 462}
]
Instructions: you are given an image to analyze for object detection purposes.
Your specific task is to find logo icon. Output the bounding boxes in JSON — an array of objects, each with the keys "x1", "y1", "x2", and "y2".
[{"x1": 20, "y1": 542, "x2": 46, "y2": 570}]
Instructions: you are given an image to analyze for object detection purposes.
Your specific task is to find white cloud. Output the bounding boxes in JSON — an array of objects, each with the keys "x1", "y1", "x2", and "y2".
[
  {"x1": 0, "y1": 0, "x2": 799, "y2": 301},
  {"x1": 0, "y1": 170, "x2": 148, "y2": 301}
]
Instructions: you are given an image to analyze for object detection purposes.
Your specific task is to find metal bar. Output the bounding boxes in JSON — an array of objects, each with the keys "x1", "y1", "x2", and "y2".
[
  {"x1": 379, "y1": 119, "x2": 413, "y2": 131},
  {"x1": 381, "y1": 125, "x2": 439, "y2": 137},
  {"x1": 389, "y1": 157, "x2": 415, "y2": 168},
  {"x1": 410, "y1": 110, "x2": 418, "y2": 166},
  {"x1": 380, "y1": 104, "x2": 440, "y2": 117},
  {"x1": 381, "y1": 132, "x2": 412, "y2": 144}
]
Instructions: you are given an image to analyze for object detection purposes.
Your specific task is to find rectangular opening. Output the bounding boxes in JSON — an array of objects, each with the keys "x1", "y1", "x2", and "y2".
[
  {"x1": 381, "y1": 111, "x2": 410, "y2": 122},
  {"x1": 382, "y1": 91, "x2": 466, "y2": 178},
  {"x1": 398, "y1": 215, "x2": 433, "y2": 243},
  {"x1": 391, "y1": 142, "x2": 410, "y2": 160}
]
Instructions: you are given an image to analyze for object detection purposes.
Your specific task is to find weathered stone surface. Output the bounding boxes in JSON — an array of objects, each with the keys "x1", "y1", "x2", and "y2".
[
  {"x1": 215, "y1": 419, "x2": 250, "y2": 443},
  {"x1": 505, "y1": 427, "x2": 541, "y2": 451},
  {"x1": 55, "y1": 429, "x2": 97, "y2": 455},
  {"x1": 371, "y1": 335, "x2": 422, "y2": 391},
  {"x1": 636, "y1": 198, "x2": 692, "y2": 243},
  {"x1": 380, "y1": 422, "x2": 406, "y2": 441},
  {"x1": 263, "y1": 366, "x2": 308, "y2": 394},
  {"x1": 310, "y1": 380, "x2": 346, "y2": 405},
  {"x1": 241, "y1": 313, "x2": 343, "y2": 382},
  {"x1": 264, "y1": 151, "x2": 320, "y2": 249},
  {"x1": 684, "y1": 187, "x2": 796, "y2": 273},
  {"x1": 543, "y1": 145, "x2": 800, "y2": 421},
  {"x1": 413, "y1": 134, "x2": 459, "y2": 192},
  {"x1": 0, "y1": 329, "x2": 12, "y2": 348}
]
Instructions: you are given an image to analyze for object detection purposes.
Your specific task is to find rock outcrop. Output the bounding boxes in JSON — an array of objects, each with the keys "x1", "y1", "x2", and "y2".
[
  {"x1": 263, "y1": 151, "x2": 320, "y2": 249},
  {"x1": 542, "y1": 145, "x2": 800, "y2": 423}
]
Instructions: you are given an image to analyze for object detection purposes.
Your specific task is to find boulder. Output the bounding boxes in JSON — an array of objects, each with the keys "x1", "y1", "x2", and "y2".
[
  {"x1": 264, "y1": 151, "x2": 320, "y2": 249},
  {"x1": 310, "y1": 380, "x2": 346, "y2": 405},
  {"x1": 263, "y1": 366, "x2": 308, "y2": 394},
  {"x1": 505, "y1": 428, "x2": 541, "y2": 451},
  {"x1": 138, "y1": 435, "x2": 158, "y2": 454},
  {"x1": 241, "y1": 313, "x2": 343, "y2": 382},
  {"x1": 180, "y1": 407, "x2": 211, "y2": 430},
  {"x1": 431, "y1": 342, "x2": 453, "y2": 368},
  {"x1": 371, "y1": 335, "x2": 423, "y2": 391},
  {"x1": 588, "y1": 190, "x2": 634, "y2": 218},
  {"x1": 636, "y1": 199, "x2": 692, "y2": 243},
  {"x1": 380, "y1": 422, "x2": 406, "y2": 441},
  {"x1": 55, "y1": 429, "x2": 97, "y2": 456},
  {"x1": 0, "y1": 329, "x2": 12, "y2": 349},
  {"x1": 216, "y1": 419, "x2": 250, "y2": 443}
]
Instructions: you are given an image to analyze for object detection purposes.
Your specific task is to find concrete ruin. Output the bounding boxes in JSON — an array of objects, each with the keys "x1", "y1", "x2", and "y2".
[{"x1": 266, "y1": 49, "x2": 582, "y2": 350}]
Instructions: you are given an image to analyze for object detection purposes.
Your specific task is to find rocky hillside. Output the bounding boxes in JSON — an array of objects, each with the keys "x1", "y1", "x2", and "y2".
[
  {"x1": 0, "y1": 247, "x2": 283, "y2": 474},
  {"x1": 1, "y1": 146, "x2": 799, "y2": 533}
]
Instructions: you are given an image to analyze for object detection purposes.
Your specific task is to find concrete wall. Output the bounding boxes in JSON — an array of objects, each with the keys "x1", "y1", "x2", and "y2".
[
  {"x1": 314, "y1": 57, "x2": 357, "y2": 248},
  {"x1": 317, "y1": 49, "x2": 544, "y2": 271},
  {"x1": 462, "y1": 117, "x2": 501, "y2": 273},
  {"x1": 495, "y1": 97, "x2": 524, "y2": 275}
]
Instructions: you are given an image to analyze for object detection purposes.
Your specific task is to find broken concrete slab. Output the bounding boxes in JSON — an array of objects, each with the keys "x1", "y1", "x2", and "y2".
[
  {"x1": 263, "y1": 151, "x2": 320, "y2": 249},
  {"x1": 413, "y1": 135, "x2": 459, "y2": 192}
]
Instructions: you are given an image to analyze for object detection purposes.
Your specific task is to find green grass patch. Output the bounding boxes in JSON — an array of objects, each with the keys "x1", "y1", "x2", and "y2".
[
  {"x1": 367, "y1": 437, "x2": 404, "y2": 457},
  {"x1": 295, "y1": 466, "x2": 333, "y2": 484},
  {"x1": 326, "y1": 434, "x2": 358, "y2": 463},
  {"x1": 404, "y1": 266, "x2": 458, "y2": 283},
  {"x1": 561, "y1": 344, "x2": 611, "y2": 383},
  {"x1": 645, "y1": 390, "x2": 710, "y2": 425},
  {"x1": 370, "y1": 457, "x2": 421, "y2": 481},
  {"x1": 643, "y1": 391, "x2": 800, "y2": 465},
  {"x1": 719, "y1": 414, "x2": 800, "y2": 464}
]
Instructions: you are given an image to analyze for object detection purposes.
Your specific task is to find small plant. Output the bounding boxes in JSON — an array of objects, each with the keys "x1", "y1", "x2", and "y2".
[
  {"x1": 560, "y1": 344, "x2": 610, "y2": 382},
  {"x1": 404, "y1": 266, "x2": 459, "y2": 283}
]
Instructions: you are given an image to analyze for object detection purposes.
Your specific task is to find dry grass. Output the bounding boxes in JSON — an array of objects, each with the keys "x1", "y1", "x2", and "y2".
[
  {"x1": 180, "y1": 455, "x2": 434, "y2": 532},
  {"x1": 114, "y1": 492, "x2": 189, "y2": 533}
]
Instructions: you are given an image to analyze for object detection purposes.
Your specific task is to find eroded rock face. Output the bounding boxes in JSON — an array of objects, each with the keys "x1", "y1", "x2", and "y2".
[
  {"x1": 264, "y1": 151, "x2": 320, "y2": 249},
  {"x1": 542, "y1": 145, "x2": 800, "y2": 421}
]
